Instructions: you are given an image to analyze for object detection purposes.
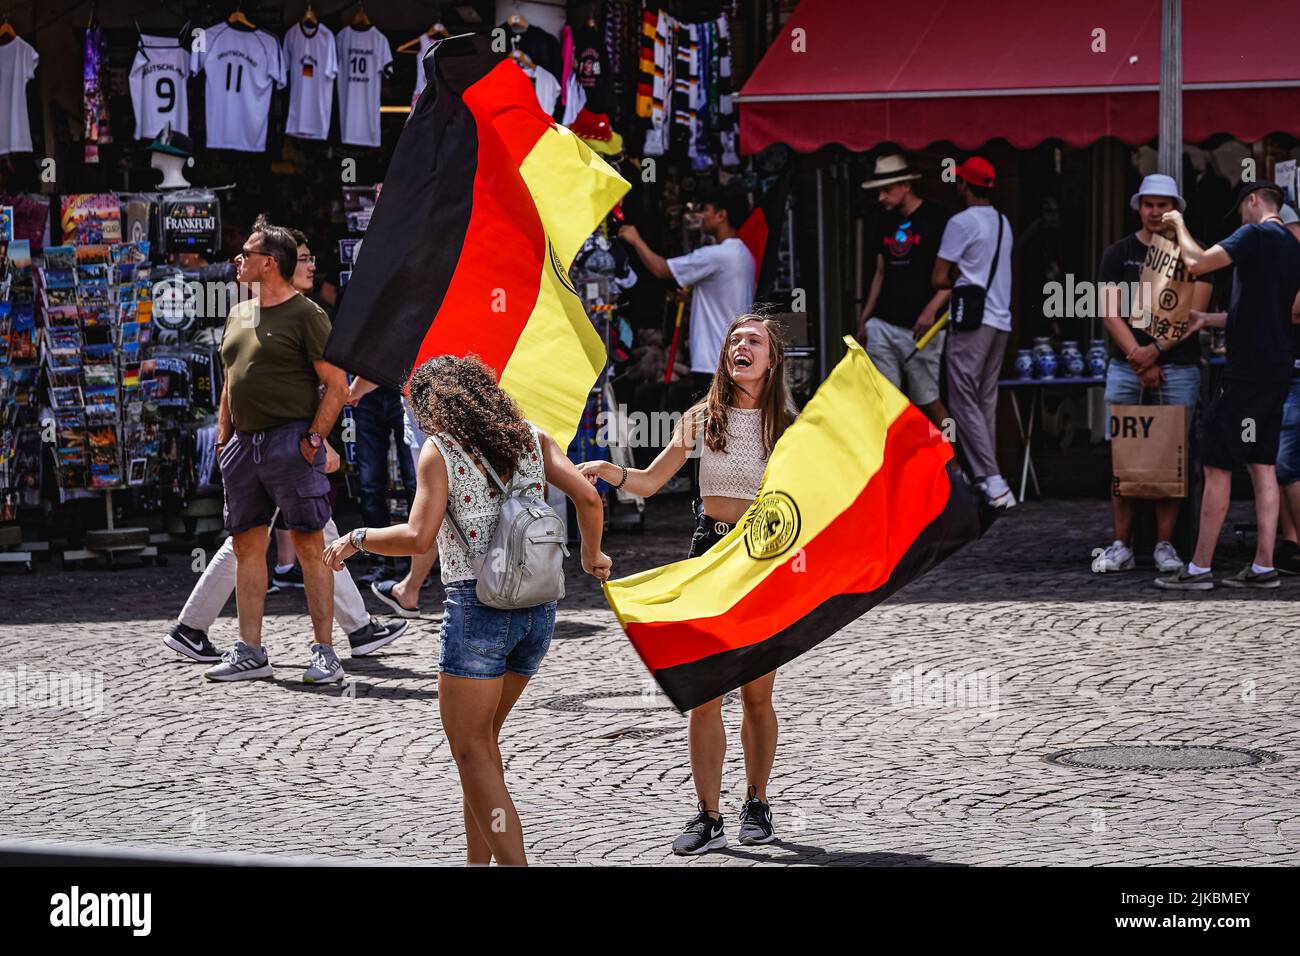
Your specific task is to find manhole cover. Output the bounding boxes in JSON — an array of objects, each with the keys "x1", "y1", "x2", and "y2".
[
  {"x1": 597, "y1": 727, "x2": 678, "y2": 740},
  {"x1": 1046, "y1": 745, "x2": 1279, "y2": 770},
  {"x1": 541, "y1": 691, "x2": 737, "y2": 713}
]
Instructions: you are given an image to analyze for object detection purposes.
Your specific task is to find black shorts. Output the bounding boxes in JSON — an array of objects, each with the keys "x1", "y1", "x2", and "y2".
[
  {"x1": 1201, "y1": 379, "x2": 1290, "y2": 470},
  {"x1": 687, "y1": 501, "x2": 735, "y2": 558}
]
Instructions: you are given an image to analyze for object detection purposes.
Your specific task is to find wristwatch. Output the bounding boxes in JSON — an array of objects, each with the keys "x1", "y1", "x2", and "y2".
[
  {"x1": 350, "y1": 527, "x2": 368, "y2": 554},
  {"x1": 302, "y1": 431, "x2": 324, "y2": 448}
]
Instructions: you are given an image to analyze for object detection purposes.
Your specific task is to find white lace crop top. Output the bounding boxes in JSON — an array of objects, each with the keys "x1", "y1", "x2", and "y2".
[
  {"x1": 697, "y1": 406, "x2": 768, "y2": 500},
  {"x1": 428, "y1": 425, "x2": 545, "y2": 585}
]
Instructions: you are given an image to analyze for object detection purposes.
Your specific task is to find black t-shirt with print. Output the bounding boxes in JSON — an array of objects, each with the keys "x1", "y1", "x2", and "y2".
[
  {"x1": 1099, "y1": 232, "x2": 1209, "y2": 367},
  {"x1": 871, "y1": 200, "x2": 949, "y2": 328}
]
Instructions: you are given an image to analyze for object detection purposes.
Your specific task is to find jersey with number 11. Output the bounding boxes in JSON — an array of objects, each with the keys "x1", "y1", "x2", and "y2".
[{"x1": 192, "y1": 23, "x2": 285, "y2": 152}]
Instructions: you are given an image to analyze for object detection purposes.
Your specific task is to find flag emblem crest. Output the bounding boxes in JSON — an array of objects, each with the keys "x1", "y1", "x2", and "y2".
[{"x1": 744, "y1": 490, "x2": 800, "y2": 559}]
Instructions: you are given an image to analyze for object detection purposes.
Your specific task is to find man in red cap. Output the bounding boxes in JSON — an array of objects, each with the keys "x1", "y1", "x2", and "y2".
[{"x1": 933, "y1": 156, "x2": 1016, "y2": 509}]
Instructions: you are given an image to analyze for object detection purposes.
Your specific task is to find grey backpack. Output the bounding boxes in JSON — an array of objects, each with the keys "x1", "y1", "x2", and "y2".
[{"x1": 443, "y1": 435, "x2": 569, "y2": 610}]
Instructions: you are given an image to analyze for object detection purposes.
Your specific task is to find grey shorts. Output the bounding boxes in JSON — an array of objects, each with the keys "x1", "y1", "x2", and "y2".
[
  {"x1": 219, "y1": 419, "x2": 331, "y2": 534},
  {"x1": 865, "y1": 317, "x2": 944, "y2": 406}
]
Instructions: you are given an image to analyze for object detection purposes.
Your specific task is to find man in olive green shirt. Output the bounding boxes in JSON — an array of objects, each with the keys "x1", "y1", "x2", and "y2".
[{"x1": 208, "y1": 219, "x2": 349, "y2": 685}]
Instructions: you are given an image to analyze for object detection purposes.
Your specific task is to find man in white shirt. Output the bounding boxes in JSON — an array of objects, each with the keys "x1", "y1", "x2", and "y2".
[
  {"x1": 933, "y1": 156, "x2": 1015, "y2": 509},
  {"x1": 619, "y1": 190, "x2": 756, "y2": 398}
]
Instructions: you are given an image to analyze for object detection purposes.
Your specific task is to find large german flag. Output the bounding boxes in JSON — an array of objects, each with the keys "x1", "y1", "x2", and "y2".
[
  {"x1": 326, "y1": 33, "x2": 629, "y2": 450},
  {"x1": 604, "y1": 337, "x2": 989, "y2": 712}
]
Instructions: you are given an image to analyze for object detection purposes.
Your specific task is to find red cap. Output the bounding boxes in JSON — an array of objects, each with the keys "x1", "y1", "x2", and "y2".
[
  {"x1": 955, "y1": 156, "x2": 996, "y2": 188},
  {"x1": 569, "y1": 109, "x2": 613, "y2": 141}
]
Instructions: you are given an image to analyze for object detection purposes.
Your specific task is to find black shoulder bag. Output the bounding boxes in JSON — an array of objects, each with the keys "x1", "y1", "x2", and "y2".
[{"x1": 949, "y1": 210, "x2": 1005, "y2": 333}]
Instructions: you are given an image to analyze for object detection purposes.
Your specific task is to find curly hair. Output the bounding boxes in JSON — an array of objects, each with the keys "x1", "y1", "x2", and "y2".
[{"x1": 407, "y1": 354, "x2": 535, "y2": 480}]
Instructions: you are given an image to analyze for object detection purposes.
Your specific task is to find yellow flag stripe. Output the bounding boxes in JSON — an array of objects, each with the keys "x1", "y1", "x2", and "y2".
[{"x1": 518, "y1": 124, "x2": 630, "y2": 269}]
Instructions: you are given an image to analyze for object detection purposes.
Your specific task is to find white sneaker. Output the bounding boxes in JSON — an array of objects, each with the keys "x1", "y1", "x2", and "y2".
[
  {"x1": 983, "y1": 474, "x2": 1011, "y2": 498},
  {"x1": 1152, "y1": 540, "x2": 1185, "y2": 573},
  {"x1": 986, "y1": 489, "x2": 1017, "y2": 509},
  {"x1": 1092, "y1": 540, "x2": 1135, "y2": 573}
]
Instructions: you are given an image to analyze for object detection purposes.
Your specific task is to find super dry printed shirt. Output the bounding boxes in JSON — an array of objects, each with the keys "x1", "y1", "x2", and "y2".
[
  {"x1": 192, "y1": 23, "x2": 285, "y2": 151},
  {"x1": 128, "y1": 35, "x2": 190, "y2": 139},
  {"x1": 0, "y1": 36, "x2": 39, "y2": 155},
  {"x1": 336, "y1": 25, "x2": 392, "y2": 147},
  {"x1": 283, "y1": 21, "x2": 338, "y2": 141}
]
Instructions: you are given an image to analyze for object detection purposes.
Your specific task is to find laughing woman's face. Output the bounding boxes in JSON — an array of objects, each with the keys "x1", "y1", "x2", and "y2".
[{"x1": 728, "y1": 321, "x2": 771, "y2": 388}]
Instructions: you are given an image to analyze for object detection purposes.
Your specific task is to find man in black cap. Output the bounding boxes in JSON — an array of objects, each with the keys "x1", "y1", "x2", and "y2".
[{"x1": 1156, "y1": 180, "x2": 1300, "y2": 590}]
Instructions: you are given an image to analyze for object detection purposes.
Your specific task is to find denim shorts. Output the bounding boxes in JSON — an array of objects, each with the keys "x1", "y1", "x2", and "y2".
[
  {"x1": 437, "y1": 584, "x2": 557, "y2": 680},
  {"x1": 1103, "y1": 361, "x2": 1200, "y2": 441},
  {"x1": 1278, "y1": 380, "x2": 1300, "y2": 486}
]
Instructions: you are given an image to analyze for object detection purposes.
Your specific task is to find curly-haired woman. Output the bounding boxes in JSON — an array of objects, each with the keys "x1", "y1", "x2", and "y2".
[
  {"x1": 324, "y1": 355, "x2": 611, "y2": 866},
  {"x1": 578, "y1": 314, "x2": 797, "y2": 854}
]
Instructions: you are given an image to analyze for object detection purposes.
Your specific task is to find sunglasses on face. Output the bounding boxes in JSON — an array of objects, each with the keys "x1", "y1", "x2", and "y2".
[{"x1": 237, "y1": 246, "x2": 272, "y2": 261}]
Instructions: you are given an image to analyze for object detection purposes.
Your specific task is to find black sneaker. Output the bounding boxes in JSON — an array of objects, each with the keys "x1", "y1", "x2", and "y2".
[
  {"x1": 271, "y1": 565, "x2": 305, "y2": 589},
  {"x1": 163, "y1": 622, "x2": 222, "y2": 663},
  {"x1": 671, "y1": 803, "x2": 727, "y2": 856},
  {"x1": 738, "y1": 789, "x2": 776, "y2": 845},
  {"x1": 1220, "y1": 566, "x2": 1280, "y2": 589},
  {"x1": 348, "y1": 617, "x2": 409, "y2": 656}
]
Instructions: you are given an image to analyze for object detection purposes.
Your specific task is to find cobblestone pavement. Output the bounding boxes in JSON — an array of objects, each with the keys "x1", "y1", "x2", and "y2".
[{"x1": 1, "y1": 497, "x2": 1296, "y2": 866}]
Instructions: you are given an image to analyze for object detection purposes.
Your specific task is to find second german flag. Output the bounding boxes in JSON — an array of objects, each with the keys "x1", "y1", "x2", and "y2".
[{"x1": 604, "y1": 337, "x2": 989, "y2": 712}]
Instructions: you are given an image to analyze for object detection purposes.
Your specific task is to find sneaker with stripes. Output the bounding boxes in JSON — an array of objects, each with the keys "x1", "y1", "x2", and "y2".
[{"x1": 204, "y1": 641, "x2": 272, "y2": 682}]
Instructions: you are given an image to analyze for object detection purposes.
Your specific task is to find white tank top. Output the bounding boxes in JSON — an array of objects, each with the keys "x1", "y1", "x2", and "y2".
[
  {"x1": 429, "y1": 424, "x2": 545, "y2": 585},
  {"x1": 697, "y1": 407, "x2": 767, "y2": 501}
]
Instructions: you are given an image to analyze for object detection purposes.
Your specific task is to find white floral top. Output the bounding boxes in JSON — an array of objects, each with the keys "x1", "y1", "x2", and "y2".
[{"x1": 429, "y1": 424, "x2": 545, "y2": 585}]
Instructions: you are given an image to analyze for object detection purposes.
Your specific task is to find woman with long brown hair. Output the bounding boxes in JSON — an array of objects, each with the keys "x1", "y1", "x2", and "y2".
[
  {"x1": 579, "y1": 313, "x2": 796, "y2": 854},
  {"x1": 324, "y1": 354, "x2": 611, "y2": 866}
]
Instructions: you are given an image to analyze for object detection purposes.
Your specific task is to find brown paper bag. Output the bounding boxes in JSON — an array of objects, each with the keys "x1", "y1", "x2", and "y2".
[
  {"x1": 1129, "y1": 232, "x2": 1196, "y2": 349},
  {"x1": 1110, "y1": 403, "x2": 1188, "y2": 498}
]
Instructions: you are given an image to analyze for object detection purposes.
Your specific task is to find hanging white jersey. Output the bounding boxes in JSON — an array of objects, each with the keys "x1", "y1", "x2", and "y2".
[
  {"x1": 283, "y1": 22, "x2": 338, "y2": 140},
  {"x1": 0, "y1": 36, "x2": 39, "y2": 155},
  {"x1": 192, "y1": 23, "x2": 285, "y2": 152},
  {"x1": 129, "y1": 36, "x2": 190, "y2": 140},
  {"x1": 336, "y1": 26, "x2": 392, "y2": 148},
  {"x1": 411, "y1": 33, "x2": 436, "y2": 108}
]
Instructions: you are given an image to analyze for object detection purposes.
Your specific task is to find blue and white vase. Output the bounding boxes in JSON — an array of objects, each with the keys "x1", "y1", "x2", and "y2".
[
  {"x1": 1032, "y1": 337, "x2": 1057, "y2": 379},
  {"x1": 1060, "y1": 340, "x2": 1084, "y2": 377},
  {"x1": 1087, "y1": 339, "x2": 1108, "y2": 378},
  {"x1": 1013, "y1": 349, "x2": 1035, "y2": 380}
]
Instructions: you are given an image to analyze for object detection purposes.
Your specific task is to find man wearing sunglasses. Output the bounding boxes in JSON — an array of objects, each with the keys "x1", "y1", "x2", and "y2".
[{"x1": 205, "y1": 216, "x2": 351, "y2": 684}]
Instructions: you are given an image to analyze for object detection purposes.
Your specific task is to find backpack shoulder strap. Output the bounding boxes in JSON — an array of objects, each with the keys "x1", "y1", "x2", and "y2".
[{"x1": 428, "y1": 432, "x2": 473, "y2": 551}]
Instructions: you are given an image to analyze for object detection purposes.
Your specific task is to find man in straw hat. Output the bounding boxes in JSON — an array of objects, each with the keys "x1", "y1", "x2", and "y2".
[{"x1": 856, "y1": 153, "x2": 952, "y2": 427}]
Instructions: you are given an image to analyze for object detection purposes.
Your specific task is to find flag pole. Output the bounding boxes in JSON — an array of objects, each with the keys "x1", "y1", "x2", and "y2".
[
  {"x1": 903, "y1": 309, "x2": 949, "y2": 364},
  {"x1": 664, "y1": 294, "x2": 688, "y2": 384}
]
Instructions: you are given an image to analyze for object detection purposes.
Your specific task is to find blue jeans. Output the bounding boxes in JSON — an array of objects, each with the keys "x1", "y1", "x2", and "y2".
[
  {"x1": 1277, "y1": 379, "x2": 1300, "y2": 486},
  {"x1": 438, "y1": 586, "x2": 556, "y2": 679},
  {"x1": 354, "y1": 386, "x2": 417, "y2": 530},
  {"x1": 1103, "y1": 361, "x2": 1200, "y2": 440}
]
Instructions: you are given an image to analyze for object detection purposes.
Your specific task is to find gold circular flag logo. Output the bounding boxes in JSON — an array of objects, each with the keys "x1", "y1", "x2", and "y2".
[{"x1": 744, "y1": 490, "x2": 801, "y2": 560}]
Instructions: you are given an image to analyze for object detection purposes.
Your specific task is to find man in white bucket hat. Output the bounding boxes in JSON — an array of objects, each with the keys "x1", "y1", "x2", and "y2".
[
  {"x1": 1092, "y1": 172, "x2": 1212, "y2": 574},
  {"x1": 855, "y1": 153, "x2": 952, "y2": 428}
]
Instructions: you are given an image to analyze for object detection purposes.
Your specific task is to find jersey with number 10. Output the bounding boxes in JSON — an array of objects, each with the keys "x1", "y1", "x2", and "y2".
[
  {"x1": 192, "y1": 23, "x2": 285, "y2": 152},
  {"x1": 129, "y1": 36, "x2": 190, "y2": 140},
  {"x1": 336, "y1": 26, "x2": 392, "y2": 148}
]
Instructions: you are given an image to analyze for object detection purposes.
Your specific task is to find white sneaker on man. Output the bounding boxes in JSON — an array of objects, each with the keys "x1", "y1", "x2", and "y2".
[
  {"x1": 1092, "y1": 540, "x2": 1135, "y2": 573},
  {"x1": 982, "y1": 474, "x2": 1016, "y2": 509},
  {"x1": 1152, "y1": 540, "x2": 1185, "y2": 573}
]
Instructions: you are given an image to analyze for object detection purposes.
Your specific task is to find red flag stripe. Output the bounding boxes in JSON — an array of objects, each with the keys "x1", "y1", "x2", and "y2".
[
  {"x1": 466, "y1": 61, "x2": 551, "y2": 166},
  {"x1": 624, "y1": 406, "x2": 953, "y2": 673},
  {"x1": 410, "y1": 70, "x2": 546, "y2": 380}
]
